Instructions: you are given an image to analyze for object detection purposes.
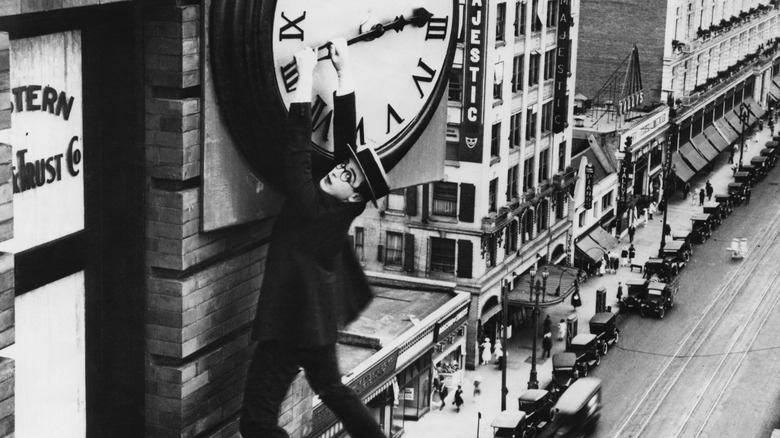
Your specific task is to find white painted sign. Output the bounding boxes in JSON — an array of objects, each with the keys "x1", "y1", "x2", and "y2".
[{"x1": 0, "y1": 31, "x2": 84, "y2": 253}]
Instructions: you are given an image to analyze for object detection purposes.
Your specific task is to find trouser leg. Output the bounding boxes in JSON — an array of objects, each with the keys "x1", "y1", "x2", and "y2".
[
  {"x1": 302, "y1": 344, "x2": 385, "y2": 438},
  {"x1": 240, "y1": 342, "x2": 300, "y2": 438}
]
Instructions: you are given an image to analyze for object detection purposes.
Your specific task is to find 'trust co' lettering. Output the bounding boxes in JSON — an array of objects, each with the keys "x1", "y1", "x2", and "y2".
[{"x1": 12, "y1": 135, "x2": 82, "y2": 194}]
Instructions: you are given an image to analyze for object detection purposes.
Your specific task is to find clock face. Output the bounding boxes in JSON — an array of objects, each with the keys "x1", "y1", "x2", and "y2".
[
  {"x1": 270, "y1": 0, "x2": 456, "y2": 160},
  {"x1": 209, "y1": 0, "x2": 456, "y2": 184}
]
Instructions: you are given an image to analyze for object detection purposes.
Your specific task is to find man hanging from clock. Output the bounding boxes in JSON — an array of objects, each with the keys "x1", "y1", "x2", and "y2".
[{"x1": 239, "y1": 38, "x2": 390, "y2": 438}]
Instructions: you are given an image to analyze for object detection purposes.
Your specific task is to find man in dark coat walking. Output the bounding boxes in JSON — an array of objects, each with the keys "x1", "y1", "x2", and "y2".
[
  {"x1": 628, "y1": 224, "x2": 636, "y2": 243},
  {"x1": 699, "y1": 188, "x2": 705, "y2": 206},
  {"x1": 705, "y1": 180, "x2": 713, "y2": 201},
  {"x1": 240, "y1": 41, "x2": 390, "y2": 438}
]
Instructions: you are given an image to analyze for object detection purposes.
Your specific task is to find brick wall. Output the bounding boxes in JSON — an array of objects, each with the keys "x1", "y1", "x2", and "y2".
[
  {"x1": 143, "y1": 2, "x2": 310, "y2": 437},
  {"x1": 0, "y1": 0, "x2": 130, "y2": 16},
  {"x1": 0, "y1": 30, "x2": 14, "y2": 438}
]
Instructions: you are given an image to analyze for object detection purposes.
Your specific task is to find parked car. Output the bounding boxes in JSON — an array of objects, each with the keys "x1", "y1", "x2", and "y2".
[
  {"x1": 567, "y1": 334, "x2": 601, "y2": 377},
  {"x1": 491, "y1": 410, "x2": 530, "y2": 438},
  {"x1": 643, "y1": 257, "x2": 676, "y2": 283},
  {"x1": 640, "y1": 278, "x2": 679, "y2": 319},
  {"x1": 690, "y1": 213, "x2": 713, "y2": 244},
  {"x1": 542, "y1": 378, "x2": 602, "y2": 438},
  {"x1": 760, "y1": 148, "x2": 777, "y2": 168},
  {"x1": 517, "y1": 389, "x2": 557, "y2": 434},
  {"x1": 727, "y1": 182, "x2": 746, "y2": 206},
  {"x1": 750, "y1": 156, "x2": 769, "y2": 180},
  {"x1": 659, "y1": 240, "x2": 691, "y2": 271},
  {"x1": 621, "y1": 278, "x2": 650, "y2": 312},
  {"x1": 550, "y1": 353, "x2": 579, "y2": 394},
  {"x1": 589, "y1": 312, "x2": 619, "y2": 355},
  {"x1": 713, "y1": 194, "x2": 733, "y2": 216},
  {"x1": 702, "y1": 201, "x2": 723, "y2": 225},
  {"x1": 741, "y1": 164, "x2": 758, "y2": 185}
]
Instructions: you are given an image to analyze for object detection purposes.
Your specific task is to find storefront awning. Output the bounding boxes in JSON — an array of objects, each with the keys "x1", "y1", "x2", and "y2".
[
  {"x1": 714, "y1": 117, "x2": 739, "y2": 144},
  {"x1": 723, "y1": 109, "x2": 745, "y2": 135},
  {"x1": 574, "y1": 226, "x2": 618, "y2": 263},
  {"x1": 704, "y1": 125, "x2": 729, "y2": 152},
  {"x1": 771, "y1": 80, "x2": 780, "y2": 101},
  {"x1": 672, "y1": 153, "x2": 697, "y2": 182},
  {"x1": 743, "y1": 97, "x2": 766, "y2": 122},
  {"x1": 679, "y1": 142, "x2": 709, "y2": 171},
  {"x1": 690, "y1": 132, "x2": 720, "y2": 161}
]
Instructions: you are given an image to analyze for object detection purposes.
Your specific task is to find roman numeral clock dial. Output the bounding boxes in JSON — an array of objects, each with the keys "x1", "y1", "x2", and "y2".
[{"x1": 209, "y1": 0, "x2": 457, "y2": 184}]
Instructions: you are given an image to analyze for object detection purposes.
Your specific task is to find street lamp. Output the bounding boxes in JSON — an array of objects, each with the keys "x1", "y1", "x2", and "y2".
[
  {"x1": 528, "y1": 266, "x2": 549, "y2": 390},
  {"x1": 500, "y1": 271, "x2": 516, "y2": 411},
  {"x1": 738, "y1": 103, "x2": 750, "y2": 171}
]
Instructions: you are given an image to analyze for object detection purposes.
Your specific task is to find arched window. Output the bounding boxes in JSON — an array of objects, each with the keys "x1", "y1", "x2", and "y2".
[{"x1": 537, "y1": 199, "x2": 549, "y2": 232}]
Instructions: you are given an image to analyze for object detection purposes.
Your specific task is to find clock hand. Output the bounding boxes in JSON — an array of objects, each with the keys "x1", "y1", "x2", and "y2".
[{"x1": 279, "y1": 8, "x2": 433, "y2": 93}]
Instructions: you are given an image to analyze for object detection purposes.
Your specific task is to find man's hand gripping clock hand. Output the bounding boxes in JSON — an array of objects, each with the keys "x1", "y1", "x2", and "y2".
[
  {"x1": 293, "y1": 47, "x2": 317, "y2": 104},
  {"x1": 328, "y1": 38, "x2": 354, "y2": 96}
]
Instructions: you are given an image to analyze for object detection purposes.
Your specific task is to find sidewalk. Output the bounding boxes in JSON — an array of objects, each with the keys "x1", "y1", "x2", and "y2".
[{"x1": 403, "y1": 123, "x2": 774, "y2": 438}]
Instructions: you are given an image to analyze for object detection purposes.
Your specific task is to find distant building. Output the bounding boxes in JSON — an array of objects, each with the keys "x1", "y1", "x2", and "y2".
[{"x1": 352, "y1": 0, "x2": 581, "y2": 369}]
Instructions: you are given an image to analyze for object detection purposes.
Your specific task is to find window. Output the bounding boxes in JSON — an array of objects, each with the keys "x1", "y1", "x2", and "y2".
[
  {"x1": 602, "y1": 192, "x2": 613, "y2": 209},
  {"x1": 510, "y1": 112, "x2": 522, "y2": 148},
  {"x1": 493, "y1": 62, "x2": 504, "y2": 101},
  {"x1": 592, "y1": 200, "x2": 599, "y2": 217},
  {"x1": 491, "y1": 123, "x2": 501, "y2": 157},
  {"x1": 512, "y1": 55, "x2": 524, "y2": 93},
  {"x1": 544, "y1": 49, "x2": 555, "y2": 80},
  {"x1": 529, "y1": 52, "x2": 540, "y2": 86},
  {"x1": 578, "y1": 210, "x2": 586, "y2": 227},
  {"x1": 515, "y1": 1, "x2": 526, "y2": 36},
  {"x1": 538, "y1": 148, "x2": 550, "y2": 182},
  {"x1": 523, "y1": 157, "x2": 535, "y2": 191},
  {"x1": 432, "y1": 182, "x2": 458, "y2": 217},
  {"x1": 449, "y1": 68, "x2": 463, "y2": 101},
  {"x1": 531, "y1": 0, "x2": 542, "y2": 32},
  {"x1": 507, "y1": 165, "x2": 519, "y2": 200},
  {"x1": 525, "y1": 108, "x2": 537, "y2": 140},
  {"x1": 446, "y1": 141, "x2": 460, "y2": 161},
  {"x1": 385, "y1": 232, "x2": 403, "y2": 266},
  {"x1": 431, "y1": 237, "x2": 456, "y2": 273},
  {"x1": 546, "y1": 0, "x2": 558, "y2": 27},
  {"x1": 387, "y1": 189, "x2": 405, "y2": 211},
  {"x1": 489, "y1": 178, "x2": 498, "y2": 212},
  {"x1": 496, "y1": 3, "x2": 506, "y2": 42},
  {"x1": 558, "y1": 140, "x2": 567, "y2": 172},
  {"x1": 541, "y1": 101, "x2": 553, "y2": 133},
  {"x1": 355, "y1": 227, "x2": 364, "y2": 260}
]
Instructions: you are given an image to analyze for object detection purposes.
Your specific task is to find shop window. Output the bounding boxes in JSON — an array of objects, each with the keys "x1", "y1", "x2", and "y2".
[
  {"x1": 385, "y1": 232, "x2": 403, "y2": 267},
  {"x1": 433, "y1": 182, "x2": 458, "y2": 217},
  {"x1": 431, "y1": 237, "x2": 456, "y2": 273}
]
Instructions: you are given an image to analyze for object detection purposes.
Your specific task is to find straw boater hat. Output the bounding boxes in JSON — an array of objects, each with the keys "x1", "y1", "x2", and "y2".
[{"x1": 346, "y1": 144, "x2": 390, "y2": 207}]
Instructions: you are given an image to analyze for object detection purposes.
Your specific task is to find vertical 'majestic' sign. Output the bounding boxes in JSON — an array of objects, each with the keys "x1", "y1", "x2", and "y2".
[
  {"x1": 553, "y1": 0, "x2": 571, "y2": 133},
  {"x1": 459, "y1": 0, "x2": 488, "y2": 163}
]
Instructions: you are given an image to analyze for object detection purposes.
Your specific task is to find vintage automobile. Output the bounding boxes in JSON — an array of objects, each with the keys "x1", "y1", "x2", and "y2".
[
  {"x1": 702, "y1": 201, "x2": 723, "y2": 226},
  {"x1": 760, "y1": 148, "x2": 777, "y2": 168},
  {"x1": 751, "y1": 156, "x2": 769, "y2": 180},
  {"x1": 672, "y1": 229, "x2": 695, "y2": 249},
  {"x1": 550, "y1": 353, "x2": 579, "y2": 393},
  {"x1": 542, "y1": 378, "x2": 602, "y2": 438},
  {"x1": 734, "y1": 170, "x2": 755, "y2": 187},
  {"x1": 567, "y1": 334, "x2": 602, "y2": 377},
  {"x1": 517, "y1": 389, "x2": 557, "y2": 434},
  {"x1": 660, "y1": 240, "x2": 692, "y2": 268},
  {"x1": 491, "y1": 410, "x2": 531, "y2": 438},
  {"x1": 643, "y1": 257, "x2": 676, "y2": 283},
  {"x1": 589, "y1": 312, "x2": 620, "y2": 354},
  {"x1": 713, "y1": 194, "x2": 733, "y2": 216},
  {"x1": 621, "y1": 278, "x2": 650, "y2": 312},
  {"x1": 728, "y1": 182, "x2": 746, "y2": 206},
  {"x1": 640, "y1": 278, "x2": 679, "y2": 319},
  {"x1": 690, "y1": 213, "x2": 713, "y2": 244}
]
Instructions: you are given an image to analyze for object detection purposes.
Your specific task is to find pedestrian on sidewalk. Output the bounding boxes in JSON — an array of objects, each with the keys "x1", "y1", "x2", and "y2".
[
  {"x1": 699, "y1": 188, "x2": 705, "y2": 206},
  {"x1": 620, "y1": 247, "x2": 629, "y2": 266},
  {"x1": 628, "y1": 225, "x2": 636, "y2": 243},
  {"x1": 683, "y1": 182, "x2": 690, "y2": 200},
  {"x1": 628, "y1": 244, "x2": 636, "y2": 265},
  {"x1": 759, "y1": 119, "x2": 764, "y2": 131},
  {"x1": 543, "y1": 315, "x2": 552, "y2": 334},
  {"x1": 648, "y1": 201, "x2": 656, "y2": 220},
  {"x1": 598, "y1": 260, "x2": 606, "y2": 276},
  {"x1": 493, "y1": 340, "x2": 504, "y2": 369},
  {"x1": 571, "y1": 290, "x2": 582, "y2": 309},
  {"x1": 472, "y1": 375, "x2": 482, "y2": 399},
  {"x1": 558, "y1": 319, "x2": 566, "y2": 342},
  {"x1": 732, "y1": 163, "x2": 738, "y2": 175},
  {"x1": 706, "y1": 181, "x2": 713, "y2": 201},
  {"x1": 664, "y1": 222, "x2": 671, "y2": 236},
  {"x1": 480, "y1": 338, "x2": 492, "y2": 365},
  {"x1": 453, "y1": 385, "x2": 464, "y2": 412},
  {"x1": 439, "y1": 383, "x2": 449, "y2": 410},
  {"x1": 617, "y1": 282, "x2": 623, "y2": 302},
  {"x1": 542, "y1": 332, "x2": 552, "y2": 358}
]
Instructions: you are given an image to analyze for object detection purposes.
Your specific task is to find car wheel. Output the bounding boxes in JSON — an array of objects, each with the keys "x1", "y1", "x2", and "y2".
[
  {"x1": 684, "y1": 252, "x2": 690, "y2": 262},
  {"x1": 659, "y1": 308, "x2": 665, "y2": 319},
  {"x1": 602, "y1": 342, "x2": 609, "y2": 355},
  {"x1": 615, "y1": 331, "x2": 620, "y2": 344},
  {"x1": 523, "y1": 427, "x2": 537, "y2": 438},
  {"x1": 670, "y1": 296, "x2": 675, "y2": 308},
  {"x1": 595, "y1": 354, "x2": 601, "y2": 366},
  {"x1": 640, "y1": 307, "x2": 646, "y2": 317}
]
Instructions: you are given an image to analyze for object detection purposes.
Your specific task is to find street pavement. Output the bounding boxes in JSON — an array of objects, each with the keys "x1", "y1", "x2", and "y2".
[{"x1": 403, "y1": 122, "x2": 775, "y2": 438}]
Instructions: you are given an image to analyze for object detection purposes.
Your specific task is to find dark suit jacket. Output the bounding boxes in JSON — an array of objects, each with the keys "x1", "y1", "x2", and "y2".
[{"x1": 252, "y1": 93, "x2": 374, "y2": 347}]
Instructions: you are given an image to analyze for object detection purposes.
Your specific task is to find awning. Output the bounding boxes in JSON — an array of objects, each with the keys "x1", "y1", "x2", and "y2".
[
  {"x1": 743, "y1": 97, "x2": 766, "y2": 122},
  {"x1": 690, "y1": 132, "x2": 720, "y2": 161},
  {"x1": 672, "y1": 153, "x2": 697, "y2": 182},
  {"x1": 679, "y1": 142, "x2": 709, "y2": 171},
  {"x1": 724, "y1": 109, "x2": 745, "y2": 134},
  {"x1": 704, "y1": 125, "x2": 729, "y2": 152},
  {"x1": 714, "y1": 117, "x2": 739, "y2": 144},
  {"x1": 771, "y1": 80, "x2": 780, "y2": 100},
  {"x1": 574, "y1": 225, "x2": 619, "y2": 264},
  {"x1": 507, "y1": 264, "x2": 579, "y2": 307}
]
